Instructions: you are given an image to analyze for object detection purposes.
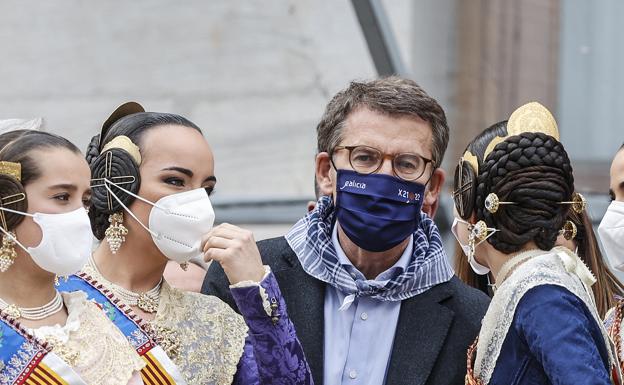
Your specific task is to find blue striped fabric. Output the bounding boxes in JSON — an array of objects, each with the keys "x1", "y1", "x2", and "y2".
[{"x1": 285, "y1": 196, "x2": 454, "y2": 302}]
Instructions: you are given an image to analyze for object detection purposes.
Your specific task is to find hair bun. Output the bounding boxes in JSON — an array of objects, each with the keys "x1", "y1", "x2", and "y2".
[
  {"x1": 90, "y1": 148, "x2": 141, "y2": 215},
  {"x1": 0, "y1": 174, "x2": 27, "y2": 231}
]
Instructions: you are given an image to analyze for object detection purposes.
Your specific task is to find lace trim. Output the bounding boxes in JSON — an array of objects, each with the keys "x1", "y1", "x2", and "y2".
[
  {"x1": 153, "y1": 282, "x2": 248, "y2": 385},
  {"x1": 474, "y1": 248, "x2": 614, "y2": 384}
]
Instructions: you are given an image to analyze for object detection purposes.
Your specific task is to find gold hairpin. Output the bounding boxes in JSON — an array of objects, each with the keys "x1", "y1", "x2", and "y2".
[
  {"x1": 101, "y1": 135, "x2": 142, "y2": 165},
  {"x1": 483, "y1": 102, "x2": 560, "y2": 160},
  {"x1": 559, "y1": 192, "x2": 586, "y2": 214},
  {"x1": 472, "y1": 220, "x2": 489, "y2": 241},
  {"x1": 559, "y1": 220, "x2": 577, "y2": 241},
  {"x1": 484, "y1": 192, "x2": 516, "y2": 214},
  {"x1": 0, "y1": 161, "x2": 21, "y2": 182}
]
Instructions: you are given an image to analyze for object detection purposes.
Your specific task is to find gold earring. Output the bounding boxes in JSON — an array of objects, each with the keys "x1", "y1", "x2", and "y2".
[
  {"x1": 105, "y1": 212, "x2": 128, "y2": 254},
  {"x1": 0, "y1": 231, "x2": 17, "y2": 272},
  {"x1": 560, "y1": 220, "x2": 577, "y2": 241}
]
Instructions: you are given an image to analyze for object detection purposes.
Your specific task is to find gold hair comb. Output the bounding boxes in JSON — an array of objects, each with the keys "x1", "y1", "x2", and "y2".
[
  {"x1": 0, "y1": 161, "x2": 21, "y2": 182},
  {"x1": 101, "y1": 135, "x2": 142, "y2": 165},
  {"x1": 483, "y1": 102, "x2": 560, "y2": 160}
]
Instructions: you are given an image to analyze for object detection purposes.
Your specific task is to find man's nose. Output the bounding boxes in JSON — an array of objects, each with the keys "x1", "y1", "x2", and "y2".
[{"x1": 377, "y1": 157, "x2": 394, "y2": 176}]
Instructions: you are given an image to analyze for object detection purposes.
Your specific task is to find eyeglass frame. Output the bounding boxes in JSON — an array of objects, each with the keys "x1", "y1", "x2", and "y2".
[{"x1": 329, "y1": 145, "x2": 435, "y2": 182}]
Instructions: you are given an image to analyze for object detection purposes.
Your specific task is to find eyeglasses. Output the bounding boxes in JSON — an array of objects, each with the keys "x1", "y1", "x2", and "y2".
[{"x1": 331, "y1": 145, "x2": 434, "y2": 182}]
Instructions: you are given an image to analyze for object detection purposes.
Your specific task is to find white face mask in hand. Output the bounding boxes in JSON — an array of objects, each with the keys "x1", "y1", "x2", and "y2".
[
  {"x1": 104, "y1": 180, "x2": 215, "y2": 264},
  {"x1": 598, "y1": 200, "x2": 624, "y2": 271},
  {"x1": 0, "y1": 207, "x2": 92, "y2": 276}
]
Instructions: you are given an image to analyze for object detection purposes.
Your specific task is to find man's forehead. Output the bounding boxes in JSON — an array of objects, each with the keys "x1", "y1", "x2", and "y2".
[{"x1": 341, "y1": 108, "x2": 432, "y2": 151}]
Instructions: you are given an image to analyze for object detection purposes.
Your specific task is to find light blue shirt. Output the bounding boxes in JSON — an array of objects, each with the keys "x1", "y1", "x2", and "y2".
[{"x1": 323, "y1": 224, "x2": 413, "y2": 385}]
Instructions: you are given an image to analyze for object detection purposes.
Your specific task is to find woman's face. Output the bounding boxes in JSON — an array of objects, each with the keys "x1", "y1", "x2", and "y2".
[
  {"x1": 15, "y1": 148, "x2": 92, "y2": 249},
  {"x1": 126, "y1": 125, "x2": 215, "y2": 255}
]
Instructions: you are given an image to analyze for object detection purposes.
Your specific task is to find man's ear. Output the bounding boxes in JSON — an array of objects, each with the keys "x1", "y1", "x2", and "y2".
[
  {"x1": 315, "y1": 152, "x2": 334, "y2": 197},
  {"x1": 423, "y1": 168, "x2": 445, "y2": 218}
]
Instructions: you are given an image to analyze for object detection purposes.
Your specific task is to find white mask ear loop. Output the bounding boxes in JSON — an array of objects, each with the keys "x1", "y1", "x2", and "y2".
[
  {"x1": 103, "y1": 179, "x2": 167, "y2": 212},
  {"x1": 0, "y1": 207, "x2": 34, "y2": 253},
  {"x1": 103, "y1": 180, "x2": 159, "y2": 238}
]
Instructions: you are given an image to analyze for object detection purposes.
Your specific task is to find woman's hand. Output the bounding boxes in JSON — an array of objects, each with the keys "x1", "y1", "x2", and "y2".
[{"x1": 202, "y1": 223, "x2": 265, "y2": 285}]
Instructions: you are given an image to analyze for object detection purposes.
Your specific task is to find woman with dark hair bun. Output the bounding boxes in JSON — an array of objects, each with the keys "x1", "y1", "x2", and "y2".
[
  {"x1": 454, "y1": 103, "x2": 618, "y2": 385},
  {"x1": 58, "y1": 102, "x2": 313, "y2": 384},
  {"x1": 453, "y1": 126, "x2": 624, "y2": 320},
  {"x1": 0, "y1": 130, "x2": 145, "y2": 384}
]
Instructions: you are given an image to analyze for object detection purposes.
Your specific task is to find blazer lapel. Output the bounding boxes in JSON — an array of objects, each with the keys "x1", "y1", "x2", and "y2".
[
  {"x1": 273, "y1": 248, "x2": 326, "y2": 385},
  {"x1": 385, "y1": 283, "x2": 455, "y2": 385}
]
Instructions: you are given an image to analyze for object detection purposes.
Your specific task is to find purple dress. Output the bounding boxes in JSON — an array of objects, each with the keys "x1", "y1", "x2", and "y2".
[{"x1": 230, "y1": 271, "x2": 314, "y2": 385}]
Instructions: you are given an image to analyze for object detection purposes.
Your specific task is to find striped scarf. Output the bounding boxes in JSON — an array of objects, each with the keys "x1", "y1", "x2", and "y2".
[{"x1": 286, "y1": 196, "x2": 454, "y2": 302}]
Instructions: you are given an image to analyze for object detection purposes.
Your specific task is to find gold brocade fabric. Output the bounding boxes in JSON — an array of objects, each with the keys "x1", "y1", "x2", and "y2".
[
  {"x1": 30, "y1": 291, "x2": 145, "y2": 385},
  {"x1": 152, "y1": 282, "x2": 248, "y2": 385},
  {"x1": 82, "y1": 262, "x2": 249, "y2": 385}
]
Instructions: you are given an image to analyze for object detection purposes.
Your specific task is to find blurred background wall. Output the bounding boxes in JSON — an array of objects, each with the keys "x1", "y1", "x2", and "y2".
[{"x1": 1, "y1": 0, "x2": 621, "y2": 246}]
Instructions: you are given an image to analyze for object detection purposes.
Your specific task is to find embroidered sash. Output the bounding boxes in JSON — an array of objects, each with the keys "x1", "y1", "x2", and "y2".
[
  {"x1": 0, "y1": 313, "x2": 86, "y2": 385},
  {"x1": 57, "y1": 274, "x2": 186, "y2": 385}
]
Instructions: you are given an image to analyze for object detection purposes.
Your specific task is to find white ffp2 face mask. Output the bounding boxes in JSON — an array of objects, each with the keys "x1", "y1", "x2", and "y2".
[
  {"x1": 104, "y1": 180, "x2": 215, "y2": 264},
  {"x1": 598, "y1": 200, "x2": 624, "y2": 271},
  {"x1": 451, "y1": 217, "x2": 492, "y2": 275},
  {"x1": 0, "y1": 207, "x2": 93, "y2": 276}
]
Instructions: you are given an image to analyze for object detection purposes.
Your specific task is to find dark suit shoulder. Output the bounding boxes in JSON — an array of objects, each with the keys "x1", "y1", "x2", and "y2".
[{"x1": 440, "y1": 276, "x2": 490, "y2": 329}]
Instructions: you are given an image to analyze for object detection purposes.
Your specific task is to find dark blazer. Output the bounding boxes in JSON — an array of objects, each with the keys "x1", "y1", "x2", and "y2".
[{"x1": 202, "y1": 236, "x2": 490, "y2": 385}]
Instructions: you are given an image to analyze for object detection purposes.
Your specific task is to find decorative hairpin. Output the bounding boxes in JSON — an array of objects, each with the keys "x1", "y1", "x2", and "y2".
[
  {"x1": 101, "y1": 135, "x2": 142, "y2": 165},
  {"x1": 559, "y1": 220, "x2": 577, "y2": 241},
  {"x1": 484, "y1": 193, "x2": 516, "y2": 214},
  {"x1": 558, "y1": 192, "x2": 586, "y2": 214},
  {"x1": 0, "y1": 161, "x2": 21, "y2": 182}
]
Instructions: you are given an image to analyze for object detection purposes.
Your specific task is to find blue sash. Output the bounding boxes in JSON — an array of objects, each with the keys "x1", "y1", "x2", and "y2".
[
  {"x1": 0, "y1": 312, "x2": 86, "y2": 385},
  {"x1": 57, "y1": 273, "x2": 187, "y2": 385}
]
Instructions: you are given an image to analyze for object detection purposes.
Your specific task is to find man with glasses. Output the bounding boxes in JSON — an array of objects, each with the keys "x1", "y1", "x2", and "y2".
[{"x1": 203, "y1": 76, "x2": 490, "y2": 385}]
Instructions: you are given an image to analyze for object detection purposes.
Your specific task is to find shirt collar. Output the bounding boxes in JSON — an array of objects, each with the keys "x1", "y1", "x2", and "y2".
[{"x1": 331, "y1": 221, "x2": 413, "y2": 283}]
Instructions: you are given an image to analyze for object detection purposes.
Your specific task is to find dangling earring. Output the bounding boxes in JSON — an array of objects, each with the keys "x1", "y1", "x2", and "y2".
[
  {"x1": 105, "y1": 212, "x2": 128, "y2": 254},
  {"x1": 0, "y1": 231, "x2": 17, "y2": 272}
]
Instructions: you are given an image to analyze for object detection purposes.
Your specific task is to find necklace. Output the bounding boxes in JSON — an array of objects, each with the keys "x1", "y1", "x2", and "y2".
[
  {"x1": 0, "y1": 291, "x2": 64, "y2": 320},
  {"x1": 87, "y1": 256, "x2": 162, "y2": 313}
]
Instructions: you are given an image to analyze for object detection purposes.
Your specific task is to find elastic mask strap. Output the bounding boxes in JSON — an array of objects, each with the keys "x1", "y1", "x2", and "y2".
[
  {"x1": 103, "y1": 179, "x2": 167, "y2": 211},
  {"x1": 0, "y1": 222, "x2": 30, "y2": 253},
  {"x1": 0, "y1": 206, "x2": 34, "y2": 218},
  {"x1": 475, "y1": 227, "x2": 498, "y2": 247},
  {"x1": 103, "y1": 182, "x2": 158, "y2": 238}
]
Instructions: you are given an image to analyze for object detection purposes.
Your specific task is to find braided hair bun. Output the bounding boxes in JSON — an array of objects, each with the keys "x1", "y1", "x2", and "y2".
[
  {"x1": 475, "y1": 132, "x2": 574, "y2": 254},
  {"x1": 0, "y1": 174, "x2": 27, "y2": 231}
]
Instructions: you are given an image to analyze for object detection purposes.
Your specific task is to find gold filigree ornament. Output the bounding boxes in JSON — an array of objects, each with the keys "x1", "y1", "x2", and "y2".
[
  {"x1": 0, "y1": 231, "x2": 17, "y2": 272},
  {"x1": 559, "y1": 192, "x2": 587, "y2": 214},
  {"x1": 105, "y1": 212, "x2": 128, "y2": 254},
  {"x1": 484, "y1": 193, "x2": 517, "y2": 214},
  {"x1": 146, "y1": 322, "x2": 181, "y2": 359},
  {"x1": 483, "y1": 102, "x2": 560, "y2": 161},
  {"x1": 0, "y1": 161, "x2": 21, "y2": 182},
  {"x1": 136, "y1": 293, "x2": 158, "y2": 313},
  {"x1": 560, "y1": 220, "x2": 578, "y2": 241},
  {"x1": 2, "y1": 304, "x2": 21, "y2": 320}
]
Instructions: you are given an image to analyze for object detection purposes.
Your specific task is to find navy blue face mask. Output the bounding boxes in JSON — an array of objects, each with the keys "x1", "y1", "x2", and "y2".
[{"x1": 334, "y1": 169, "x2": 426, "y2": 252}]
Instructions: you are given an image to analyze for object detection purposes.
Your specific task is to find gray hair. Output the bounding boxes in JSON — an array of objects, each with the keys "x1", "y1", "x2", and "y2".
[{"x1": 316, "y1": 76, "x2": 449, "y2": 168}]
